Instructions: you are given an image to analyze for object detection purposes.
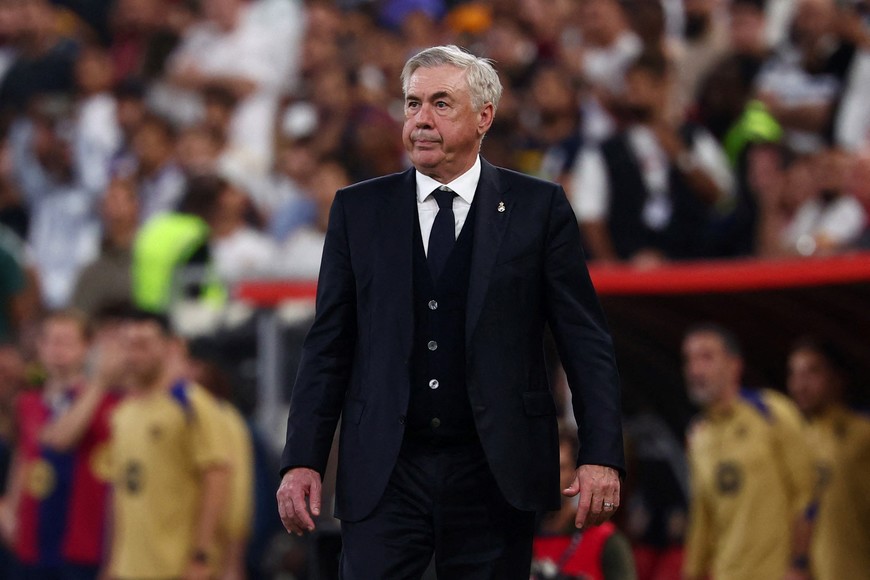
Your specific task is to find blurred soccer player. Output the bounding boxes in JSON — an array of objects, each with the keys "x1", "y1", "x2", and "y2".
[
  {"x1": 187, "y1": 356, "x2": 254, "y2": 580},
  {"x1": 5, "y1": 310, "x2": 90, "y2": 580},
  {"x1": 106, "y1": 310, "x2": 229, "y2": 580},
  {"x1": 786, "y1": 338, "x2": 870, "y2": 580},
  {"x1": 38, "y1": 307, "x2": 128, "y2": 579},
  {"x1": 681, "y1": 324, "x2": 815, "y2": 580}
]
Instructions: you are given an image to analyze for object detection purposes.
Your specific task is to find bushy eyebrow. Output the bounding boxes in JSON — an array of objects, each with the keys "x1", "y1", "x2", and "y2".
[{"x1": 405, "y1": 90, "x2": 454, "y2": 103}]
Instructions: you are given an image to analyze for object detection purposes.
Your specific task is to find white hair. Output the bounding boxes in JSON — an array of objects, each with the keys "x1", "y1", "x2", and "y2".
[{"x1": 401, "y1": 45, "x2": 503, "y2": 112}]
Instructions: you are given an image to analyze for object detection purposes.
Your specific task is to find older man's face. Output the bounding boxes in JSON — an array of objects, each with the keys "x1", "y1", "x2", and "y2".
[{"x1": 402, "y1": 65, "x2": 493, "y2": 183}]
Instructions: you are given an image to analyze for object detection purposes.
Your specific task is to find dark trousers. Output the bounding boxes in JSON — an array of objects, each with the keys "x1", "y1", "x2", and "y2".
[{"x1": 340, "y1": 439, "x2": 536, "y2": 580}]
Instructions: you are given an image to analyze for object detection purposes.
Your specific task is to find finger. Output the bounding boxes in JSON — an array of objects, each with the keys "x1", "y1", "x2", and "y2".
[
  {"x1": 278, "y1": 496, "x2": 303, "y2": 535},
  {"x1": 587, "y1": 492, "x2": 605, "y2": 526},
  {"x1": 574, "y1": 488, "x2": 592, "y2": 528},
  {"x1": 562, "y1": 473, "x2": 581, "y2": 497},
  {"x1": 310, "y1": 476, "x2": 322, "y2": 518},
  {"x1": 600, "y1": 497, "x2": 619, "y2": 521},
  {"x1": 290, "y1": 488, "x2": 316, "y2": 533}
]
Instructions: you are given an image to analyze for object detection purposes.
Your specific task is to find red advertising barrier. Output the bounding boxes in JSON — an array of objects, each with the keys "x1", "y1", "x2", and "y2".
[{"x1": 235, "y1": 252, "x2": 870, "y2": 303}]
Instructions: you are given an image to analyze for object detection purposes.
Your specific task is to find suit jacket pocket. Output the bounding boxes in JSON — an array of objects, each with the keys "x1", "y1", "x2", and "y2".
[
  {"x1": 522, "y1": 391, "x2": 556, "y2": 417},
  {"x1": 344, "y1": 396, "x2": 366, "y2": 424}
]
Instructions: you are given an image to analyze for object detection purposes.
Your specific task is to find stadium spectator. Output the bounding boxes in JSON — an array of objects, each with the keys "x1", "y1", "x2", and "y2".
[
  {"x1": 681, "y1": 323, "x2": 815, "y2": 580},
  {"x1": 108, "y1": 0, "x2": 177, "y2": 81},
  {"x1": 5, "y1": 309, "x2": 91, "y2": 579},
  {"x1": 127, "y1": 113, "x2": 186, "y2": 223},
  {"x1": 572, "y1": 52, "x2": 733, "y2": 265},
  {"x1": 38, "y1": 308, "x2": 127, "y2": 580},
  {"x1": 755, "y1": 0, "x2": 859, "y2": 153},
  {"x1": 570, "y1": 0, "x2": 643, "y2": 140},
  {"x1": 71, "y1": 177, "x2": 138, "y2": 317},
  {"x1": 756, "y1": 147, "x2": 866, "y2": 256},
  {"x1": 274, "y1": 160, "x2": 348, "y2": 279},
  {"x1": 532, "y1": 429, "x2": 637, "y2": 580},
  {"x1": 176, "y1": 124, "x2": 223, "y2": 177},
  {"x1": 695, "y1": 0, "x2": 771, "y2": 146},
  {"x1": 752, "y1": 145, "x2": 812, "y2": 256},
  {"x1": 157, "y1": 0, "x2": 304, "y2": 174},
  {"x1": 831, "y1": 0, "x2": 870, "y2": 150},
  {"x1": 208, "y1": 176, "x2": 275, "y2": 284},
  {"x1": 131, "y1": 174, "x2": 221, "y2": 313},
  {"x1": 8, "y1": 100, "x2": 102, "y2": 309},
  {"x1": 673, "y1": 0, "x2": 730, "y2": 110},
  {"x1": 786, "y1": 338, "x2": 870, "y2": 580},
  {"x1": 516, "y1": 63, "x2": 585, "y2": 187},
  {"x1": 110, "y1": 78, "x2": 148, "y2": 172},
  {"x1": 71, "y1": 43, "x2": 122, "y2": 197},
  {"x1": 106, "y1": 309, "x2": 230, "y2": 579},
  {"x1": 0, "y1": 0, "x2": 82, "y2": 119},
  {"x1": 262, "y1": 135, "x2": 319, "y2": 240}
]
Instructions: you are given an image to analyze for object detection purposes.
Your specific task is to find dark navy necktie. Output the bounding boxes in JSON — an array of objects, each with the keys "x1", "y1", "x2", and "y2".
[{"x1": 428, "y1": 187, "x2": 456, "y2": 280}]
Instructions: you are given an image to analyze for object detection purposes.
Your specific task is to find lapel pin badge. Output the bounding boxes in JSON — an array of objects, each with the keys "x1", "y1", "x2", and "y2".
[{"x1": 497, "y1": 202, "x2": 506, "y2": 213}]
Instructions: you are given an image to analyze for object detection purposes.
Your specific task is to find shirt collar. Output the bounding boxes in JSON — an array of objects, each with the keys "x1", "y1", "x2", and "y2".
[{"x1": 415, "y1": 156, "x2": 481, "y2": 205}]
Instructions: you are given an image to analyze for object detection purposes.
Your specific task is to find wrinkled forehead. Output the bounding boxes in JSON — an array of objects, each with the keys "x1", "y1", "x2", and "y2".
[{"x1": 405, "y1": 65, "x2": 470, "y2": 97}]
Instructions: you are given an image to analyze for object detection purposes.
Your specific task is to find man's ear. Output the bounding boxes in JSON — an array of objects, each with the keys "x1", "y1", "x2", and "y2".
[{"x1": 477, "y1": 103, "x2": 495, "y2": 137}]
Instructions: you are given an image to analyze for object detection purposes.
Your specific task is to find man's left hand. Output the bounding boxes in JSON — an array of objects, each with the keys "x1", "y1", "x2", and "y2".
[{"x1": 562, "y1": 464, "x2": 621, "y2": 528}]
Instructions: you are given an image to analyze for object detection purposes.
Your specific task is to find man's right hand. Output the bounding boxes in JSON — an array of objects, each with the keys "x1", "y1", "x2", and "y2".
[{"x1": 276, "y1": 467, "x2": 322, "y2": 536}]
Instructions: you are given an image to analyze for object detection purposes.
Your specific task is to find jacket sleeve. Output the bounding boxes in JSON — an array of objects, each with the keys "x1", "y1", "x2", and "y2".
[
  {"x1": 280, "y1": 190, "x2": 357, "y2": 476},
  {"x1": 543, "y1": 185, "x2": 625, "y2": 474}
]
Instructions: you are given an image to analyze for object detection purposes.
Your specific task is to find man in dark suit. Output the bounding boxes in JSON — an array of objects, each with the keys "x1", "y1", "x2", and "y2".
[{"x1": 276, "y1": 45, "x2": 624, "y2": 579}]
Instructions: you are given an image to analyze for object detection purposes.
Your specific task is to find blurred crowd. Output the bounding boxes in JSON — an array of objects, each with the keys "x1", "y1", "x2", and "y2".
[{"x1": 1, "y1": 0, "x2": 870, "y2": 338}]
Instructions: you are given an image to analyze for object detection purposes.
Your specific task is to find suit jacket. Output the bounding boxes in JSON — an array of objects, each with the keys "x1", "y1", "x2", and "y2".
[{"x1": 281, "y1": 159, "x2": 624, "y2": 522}]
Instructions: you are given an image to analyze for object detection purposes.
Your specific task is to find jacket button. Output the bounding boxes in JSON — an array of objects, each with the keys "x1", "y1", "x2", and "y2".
[
  {"x1": 427, "y1": 340, "x2": 438, "y2": 351},
  {"x1": 428, "y1": 300, "x2": 438, "y2": 310},
  {"x1": 430, "y1": 417, "x2": 441, "y2": 429},
  {"x1": 428, "y1": 379, "x2": 439, "y2": 389},
  {"x1": 399, "y1": 415, "x2": 406, "y2": 425}
]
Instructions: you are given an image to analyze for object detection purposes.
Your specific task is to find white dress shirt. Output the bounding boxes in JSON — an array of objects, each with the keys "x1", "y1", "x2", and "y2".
[{"x1": 415, "y1": 156, "x2": 481, "y2": 255}]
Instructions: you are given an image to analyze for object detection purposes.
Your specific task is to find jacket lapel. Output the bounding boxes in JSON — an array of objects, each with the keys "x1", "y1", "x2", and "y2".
[
  {"x1": 466, "y1": 159, "x2": 511, "y2": 347},
  {"x1": 375, "y1": 169, "x2": 416, "y2": 359}
]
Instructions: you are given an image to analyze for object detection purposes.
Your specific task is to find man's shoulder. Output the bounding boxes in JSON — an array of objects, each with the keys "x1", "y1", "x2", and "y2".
[
  {"x1": 487, "y1": 163, "x2": 561, "y2": 192},
  {"x1": 339, "y1": 169, "x2": 413, "y2": 198}
]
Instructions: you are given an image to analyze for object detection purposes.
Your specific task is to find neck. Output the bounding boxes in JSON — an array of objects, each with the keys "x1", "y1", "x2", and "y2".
[
  {"x1": 131, "y1": 366, "x2": 177, "y2": 395},
  {"x1": 708, "y1": 386, "x2": 739, "y2": 415},
  {"x1": 108, "y1": 223, "x2": 137, "y2": 249},
  {"x1": 708, "y1": 390, "x2": 738, "y2": 415}
]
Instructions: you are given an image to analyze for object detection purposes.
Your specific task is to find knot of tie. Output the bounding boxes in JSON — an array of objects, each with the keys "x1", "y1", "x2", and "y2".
[{"x1": 433, "y1": 187, "x2": 455, "y2": 209}]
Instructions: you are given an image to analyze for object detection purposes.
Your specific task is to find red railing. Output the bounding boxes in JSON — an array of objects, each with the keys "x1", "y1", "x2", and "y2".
[{"x1": 235, "y1": 252, "x2": 870, "y2": 304}]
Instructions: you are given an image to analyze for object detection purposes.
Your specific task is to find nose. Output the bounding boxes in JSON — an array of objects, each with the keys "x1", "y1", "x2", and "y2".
[{"x1": 415, "y1": 103, "x2": 434, "y2": 128}]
